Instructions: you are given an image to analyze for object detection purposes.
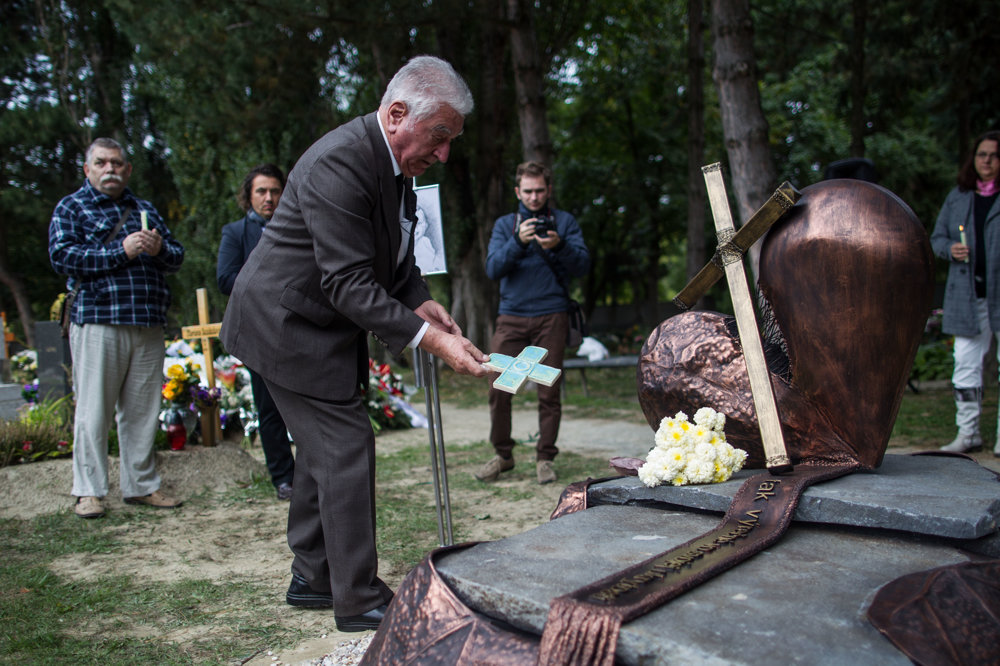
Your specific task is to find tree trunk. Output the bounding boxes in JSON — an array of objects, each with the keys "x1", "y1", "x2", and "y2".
[
  {"x1": 710, "y1": 0, "x2": 776, "y2": 277},
  {"x1": 0, "y1": 233, "x2": 36, "y2": 349},
  {"x1": 848, "y1": 0, "x2": 867, "y2": 158},
  {"x1": 444, "y1": 0, "x2": 512, "y2": 349},
  {"x1": 686, "y1": 0, "x2": 708, "y2": 303},
  {"x1": 508, "y1": 0, "x2": 553, "y2": 168}
]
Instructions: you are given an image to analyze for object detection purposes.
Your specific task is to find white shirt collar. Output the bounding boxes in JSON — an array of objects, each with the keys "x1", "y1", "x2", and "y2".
[{"x1": 376, "y1": 112, "x2": 402, "y2": 177}]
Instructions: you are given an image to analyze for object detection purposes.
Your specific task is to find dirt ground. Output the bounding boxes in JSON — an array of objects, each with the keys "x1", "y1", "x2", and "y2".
[
  {"x1": 0, "y1": 402, "x2": 658, "y2": 665},
  {"x1": 3, "y1": 399, "x2": 999, "y2": 665}
]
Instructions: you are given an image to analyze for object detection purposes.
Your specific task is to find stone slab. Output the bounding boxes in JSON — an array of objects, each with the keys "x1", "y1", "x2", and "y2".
[
  {"x1": 590, "y1": 453, "x2": 1000, "y2": 539},
  {"x1": 34, "y1": 321, "x2": 71, "y2": 401},
  {"x1": 0, "y1": 383, "x2": 22, "y2": 421},
  {"x1": 437, "y1": 504, "x2": 971, "y2": 665}
]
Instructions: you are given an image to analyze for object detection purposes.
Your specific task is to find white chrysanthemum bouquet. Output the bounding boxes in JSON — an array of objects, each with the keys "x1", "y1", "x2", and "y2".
[{"x1": 638, "y1": 407, "x2": 748, "y2": 487}]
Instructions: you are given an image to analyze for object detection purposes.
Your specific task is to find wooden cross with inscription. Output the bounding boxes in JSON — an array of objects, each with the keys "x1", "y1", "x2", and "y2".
[
  {"x1": 180, "y1": 287, "x2": 223, "y2": 446},
  {"x1": 674, "y1": 165, "x2": 801, "y2": 473}
]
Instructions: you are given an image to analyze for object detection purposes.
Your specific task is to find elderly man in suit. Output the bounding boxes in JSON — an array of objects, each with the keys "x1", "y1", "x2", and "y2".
[{"x1": 220, "y1": 55, "x2": 487, "y2": 632}]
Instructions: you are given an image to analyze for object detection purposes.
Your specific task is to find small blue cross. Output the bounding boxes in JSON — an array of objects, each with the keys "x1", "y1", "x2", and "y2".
[{"x1": 484, "y1": 346, "x2": 562, "y2": 394}]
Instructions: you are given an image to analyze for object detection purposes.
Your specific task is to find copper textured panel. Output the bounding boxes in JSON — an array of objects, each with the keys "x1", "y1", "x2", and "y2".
[
  {"x1": 360, "y1": 544, "x2": 540, "y2": 665},
  {"x1": 868, "y1": 560, "x2": 1000, "y2": 666}
]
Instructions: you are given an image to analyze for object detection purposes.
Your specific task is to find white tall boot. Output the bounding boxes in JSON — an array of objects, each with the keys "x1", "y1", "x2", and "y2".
[{"x1": 941, "y1": 387, "x2": 983, "y2": 453}]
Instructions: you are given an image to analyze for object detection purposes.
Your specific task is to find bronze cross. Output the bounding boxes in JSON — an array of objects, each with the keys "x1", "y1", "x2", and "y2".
[
  {"x1": 680, "y1": 165, "x2": 800, "y2": 472},
  {"x1": 674, "y1": 177, "x2": 800, "y2": 311}
]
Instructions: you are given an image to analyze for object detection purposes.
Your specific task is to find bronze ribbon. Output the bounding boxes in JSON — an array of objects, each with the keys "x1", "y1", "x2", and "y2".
[{"x1": 538, "y1": 461, "x2": 859, "y2": 666}]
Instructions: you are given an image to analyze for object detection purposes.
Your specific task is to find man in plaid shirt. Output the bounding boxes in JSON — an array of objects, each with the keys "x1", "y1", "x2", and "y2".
[{"x1": 49, "y1": 137, "x2": 185, "y2": 519}]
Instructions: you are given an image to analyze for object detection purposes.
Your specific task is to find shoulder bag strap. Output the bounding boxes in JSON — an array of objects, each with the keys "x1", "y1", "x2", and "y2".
[
  {"x1": 534, "y1": 243, "x2": 571, "y2": 300},
  {"x1": 103, "y1": 205, "x2": 134, "y2": 244}
]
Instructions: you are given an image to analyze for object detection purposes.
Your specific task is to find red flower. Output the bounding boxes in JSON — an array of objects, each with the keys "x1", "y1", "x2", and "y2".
[
  {"x1": 22, "y1": 441, "x2": 33, "y2": 452},
  {"x1": 383, "y1": 405, "x2": 394, "y2": 419}
]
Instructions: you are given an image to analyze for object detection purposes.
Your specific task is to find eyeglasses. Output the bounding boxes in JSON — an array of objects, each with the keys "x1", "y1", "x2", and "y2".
[{"x1": 975, "y1": 151, "x2": 999, "y2": 162}]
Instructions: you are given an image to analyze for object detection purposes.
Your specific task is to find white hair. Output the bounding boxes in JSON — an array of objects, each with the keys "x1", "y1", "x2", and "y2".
[
  {"x1": 380, "y1": 55, "x2": 474, "y2": 122},
  {"x1": 85, "y1": 137, "x2": 128, "y2": 164}
]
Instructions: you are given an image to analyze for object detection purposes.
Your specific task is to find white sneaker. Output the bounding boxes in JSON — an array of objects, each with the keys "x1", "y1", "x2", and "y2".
[{"x1": 940, "y1": 434, "x2": 983, "y2": 453}]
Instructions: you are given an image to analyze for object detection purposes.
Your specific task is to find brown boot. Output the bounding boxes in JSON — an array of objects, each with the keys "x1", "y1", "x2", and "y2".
[
  {"x1": 536, "y1": 460, "x2": 557, "y2": 485},
  {"x1": 124, "y1": 490, "x2": 182, "y2": 509},
  {"x1": 474, "y1": 455, "x2": 514, "y2": 482}
]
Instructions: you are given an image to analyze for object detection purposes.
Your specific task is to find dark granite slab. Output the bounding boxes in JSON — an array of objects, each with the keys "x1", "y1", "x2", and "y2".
[
  {"x1": 590, "y1": 453, "x2": 1000, "y2": 539},
  {"x1": 438, "y1": 504, "x2": 971, "y2": 665}
]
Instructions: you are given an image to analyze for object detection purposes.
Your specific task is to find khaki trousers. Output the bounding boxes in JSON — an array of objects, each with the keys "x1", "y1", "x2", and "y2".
[{"x1": 69, "y1": 323, "x2": 164, "y2": 498}]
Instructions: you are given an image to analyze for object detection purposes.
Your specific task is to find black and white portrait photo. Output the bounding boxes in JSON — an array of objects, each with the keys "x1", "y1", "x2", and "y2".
[{"x1": 413, "y1": 184, "x2": 447, "y2": 275}]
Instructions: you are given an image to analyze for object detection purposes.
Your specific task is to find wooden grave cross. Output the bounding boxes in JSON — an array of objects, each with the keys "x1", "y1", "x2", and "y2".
[{"x1": 180, "y1": 287, "x2": 223, "y2": 446}]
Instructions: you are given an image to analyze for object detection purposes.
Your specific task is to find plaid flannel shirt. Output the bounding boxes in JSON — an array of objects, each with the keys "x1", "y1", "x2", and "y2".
[{"x1": 48, "y1": 180, "x2": 184, "y2": 327}]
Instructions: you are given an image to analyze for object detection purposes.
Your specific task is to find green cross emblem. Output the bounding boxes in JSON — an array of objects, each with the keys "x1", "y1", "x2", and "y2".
[{"x1": 484, "y1": 346, "x2": 562, "y2": 394}]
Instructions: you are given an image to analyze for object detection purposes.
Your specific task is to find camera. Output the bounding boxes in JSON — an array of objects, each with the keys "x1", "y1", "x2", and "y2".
[{"x1": 533, "y1": 215, "x2": 555, "y2": 237}]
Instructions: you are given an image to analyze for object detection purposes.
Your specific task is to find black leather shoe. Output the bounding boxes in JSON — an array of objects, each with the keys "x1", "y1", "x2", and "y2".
[
  {"x1": 335, "y1": 602, "x2": 389, "y2": 632},
  {"x1": 276, "y1": 483, "x2": 293, "y2": 501},
  {"x1": 286, "y1": 573, "x2": 332, "y2": 608}
]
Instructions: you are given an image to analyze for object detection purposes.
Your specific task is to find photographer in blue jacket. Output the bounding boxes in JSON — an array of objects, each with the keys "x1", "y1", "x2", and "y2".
[{"x1": 478, "y1": 161, "x2": 590, "y2": 485}]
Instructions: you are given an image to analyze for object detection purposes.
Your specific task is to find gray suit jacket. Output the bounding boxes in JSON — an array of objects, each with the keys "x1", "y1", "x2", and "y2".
[{"x1": 220, "y1": 112, "x2": 431, "y2": 400}]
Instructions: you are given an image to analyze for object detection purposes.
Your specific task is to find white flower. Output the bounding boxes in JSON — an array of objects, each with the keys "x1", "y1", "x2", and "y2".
[
  {"x1": 694, "y1": 440, "x2": 718, "y2": 462},
  {"x1": 640, "y1": 406, "x2": 746, "y2": 487},
  {"x1": 638, "y1": 464, "x2": 660, "y2": 487},
  {"x1": 686, "y1": 457, "x2": 716, "y2": 484},
  {"x1": 693, "y1": 407, "x2": 715, "y2": 428}
]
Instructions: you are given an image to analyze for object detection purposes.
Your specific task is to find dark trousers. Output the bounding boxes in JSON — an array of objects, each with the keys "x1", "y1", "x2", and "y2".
[
  {"x1": 264, "y1": 379, "x2": 392, "y2": 616},
  {"x1": 488, "y1": 311, "x2": 568, "y2": 461},
  {"x1": 249, "y1": 368, "x2": 295, "y2": 487}
]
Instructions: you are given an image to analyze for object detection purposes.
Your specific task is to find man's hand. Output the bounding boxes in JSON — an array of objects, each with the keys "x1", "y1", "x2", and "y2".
[
  {"x1": 536, "y1": 230, "x2": 561, "y2": 250},
  {"x1": 415, "y1": 300, "x2": 462, "y2": 335},
  {"x1": 419, "y1": 326, "x2": 489, "y2": 377},
  {"x1": 123, "y1": 229, "x2": 163, "y2": 259},
  {"x1": 517, "y1": 218, "x2": 561, "y2": 249}
]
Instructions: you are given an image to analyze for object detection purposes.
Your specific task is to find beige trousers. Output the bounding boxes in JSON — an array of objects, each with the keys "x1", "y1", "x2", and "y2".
[{"x1": 69, "y1": 323, "x2": 165, "y2": 498}]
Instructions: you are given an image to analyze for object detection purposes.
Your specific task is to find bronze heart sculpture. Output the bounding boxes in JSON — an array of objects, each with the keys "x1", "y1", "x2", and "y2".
[{"x1": 637, "y1": 180, "x2": 934, "y2": 469}]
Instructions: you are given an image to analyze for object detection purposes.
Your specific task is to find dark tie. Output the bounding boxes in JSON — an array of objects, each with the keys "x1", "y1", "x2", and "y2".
[
  {"x1": 404, "y1": 178, "x2": 417, "y2": 221},
  {"x1": 395, "y1": 174, "x2": 405, "y2": 204}
]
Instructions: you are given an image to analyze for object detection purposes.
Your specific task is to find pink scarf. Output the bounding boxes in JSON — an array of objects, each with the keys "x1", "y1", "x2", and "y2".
[{"x1": 977, "y1": 179, "x2": 998, "y2": 196}]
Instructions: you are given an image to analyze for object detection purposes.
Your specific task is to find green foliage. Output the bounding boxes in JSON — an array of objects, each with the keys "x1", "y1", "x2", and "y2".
[
  {"x1": 0, "y1": 395, "x2": 74, "y2": 467},
  {"x1": 552, "y1": 0, "x2": 703, "y2": 313},
  {"x1": 4, "y1": 0, "x2": 1000, "y2": 343},
  {"x1": 910, "y1": 341, "x2": 954, "y2": 382},
  {"x1": 909, "y1": 309, "x2": 953, "y2": 382}
]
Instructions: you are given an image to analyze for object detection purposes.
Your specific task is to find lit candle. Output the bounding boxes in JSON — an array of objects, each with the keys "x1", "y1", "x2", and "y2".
[
  {"x1": 141, "y1": 210, "x2": 148, "y2": 231},
  {"x1": 960, "y1": 225, "x2": 968, "y2": 262}
]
